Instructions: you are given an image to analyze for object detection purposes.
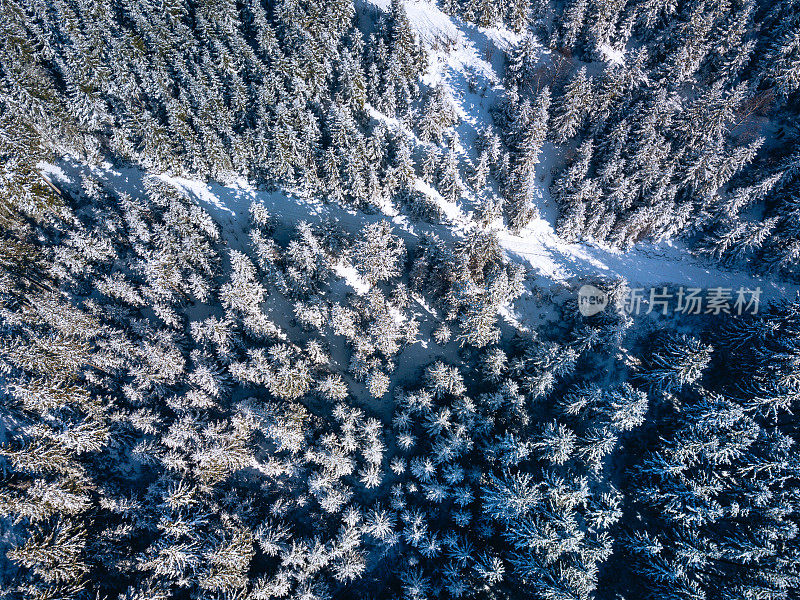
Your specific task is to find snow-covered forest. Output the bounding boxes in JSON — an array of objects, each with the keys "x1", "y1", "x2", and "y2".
[{"x1": 1, "y1": 0, "x2": 799, "y2": 598}]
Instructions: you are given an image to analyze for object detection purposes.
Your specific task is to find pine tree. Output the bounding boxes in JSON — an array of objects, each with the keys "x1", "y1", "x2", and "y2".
[
  {"x1": 638, "y1": 334, "x2": 712, "y2": 394},
  {"x1": 366, "y1": 369, "x2": 391, "y2": 398},
  {"x1": 457, "y1": 299, "x2": 501, "y2": 348},
  {"x1": 550, "y1": 67, "x2": 593, "y2": 143},
  {"x1": 352, "y1": 221, "x2": 406, "y2": 285},
  {"x1": 533, "y1": 421, "x2": 577, "y2": 464},
  {"x1": 470, "y1": 151, "x2": 491, "y2": 194},
  {"x1": 7, "y1": 519, "x2": 88, "y2": 585},
  {"x1": 439, "y1": 150, "x2": 462, "y2": 204},
  {"x1": 505, "y1": 87, "x2": 549, "y2": 232},
  {"x1": 505, "y1": 33, "x2": 540, "y2": 91},
  {"x1": 557, "y1": 0, "x2": 588, "y2": 49},
  {"x1": 757, "y1": 23, "x2": 800, "y2": 97}
]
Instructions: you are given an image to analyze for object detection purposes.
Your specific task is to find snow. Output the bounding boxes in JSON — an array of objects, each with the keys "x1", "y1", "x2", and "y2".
[
  {"x1": 413, "y1": 178, "x2": 466, "y2": 223},
  {"x1": 334, "y1": 263, "x2": 371, "y2": 296},
  {"x1": 599, "y1": 44, "x2": 625, "y2": 65},
  {"x1": 37, "y1": 161, "x2": 69, "y2": 183},
  {"x1": 36, "y1": 0, "x2": 800, "y2": 347},
  {"x1": 412, "y1": 294, "x2": 438, "y2": 317},
  {"x1": 388, "y1": 307, "x2": 407, "y2": 326},
  {"x1": 497, "y1": 220, "x2": 791, "y2": 300},
  {"x1": 161, "y1": 175, "x2": 238, "y2": 217},
  {"x1": 394, "y1": 0, "x2": 460, "y2": 47}
]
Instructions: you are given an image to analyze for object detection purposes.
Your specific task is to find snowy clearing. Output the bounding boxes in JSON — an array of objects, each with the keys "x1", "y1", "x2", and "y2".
[
  {"x1": 39, "y1": 0, "x2": 799, "y2": 329},
  {"x1": 44, "y1": 159, "x2": 798, "y2": 311}
]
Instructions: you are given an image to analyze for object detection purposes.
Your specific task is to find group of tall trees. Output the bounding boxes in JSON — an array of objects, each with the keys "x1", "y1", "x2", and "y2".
[
  {"x1": 5, "y1": 0, "x2": 799, "y2": 265},
  {"x1": 442, "y1": 0, "x2": 800, "y2": 275},
  {"x1": 516, "y1": 0, "x2": 800, "y2": 278},
  {"x1": 0, "y1": 150, "x2": 535, "y2": 597},
  {"x1": 0, "y1": 0, "x2": 429, "y2": 206},
  {"x1": 1, "y1": 0, "x2": 799, "y2": 599}
]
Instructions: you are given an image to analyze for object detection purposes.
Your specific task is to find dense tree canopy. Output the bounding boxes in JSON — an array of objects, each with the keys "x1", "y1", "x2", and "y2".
[{"x1": 1, "y1": 1, "x2": 798, "y2": 599}]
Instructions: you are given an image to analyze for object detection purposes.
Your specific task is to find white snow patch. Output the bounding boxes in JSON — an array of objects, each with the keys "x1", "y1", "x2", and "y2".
[
  {"x1": 403, "y1": 0, "x2": 460, "y2": 47},
  {"x1": 412, "y1": 294, "x2": 438, "y2": 317},
  {"x1": 37, "y1": 162, "x2": 70, "y2": 183},
  {"x1": 499, "y1": 304, "x2": 528, "y2": 332},
  {"x1": 366, "y1": 104, "x2": 403, "y2": 130},
  {"x1": 366, "y1": 0, "x2": 459, "y2": 47},
  {"x1": 599, "y1": 44, "x2": 625, "y2": 65},
  {"x1": 413, "y1": 178, "x2": 467, "y2": 224},
  {"x1": 389, "y1": 306, "x2": 407, "y2": 324},
  {"x1": 159, "y1": 175, "x2": 237, "y2": 217},
  {"x1": 334, "y1": 263, "x2": 371, "y2": 296}
]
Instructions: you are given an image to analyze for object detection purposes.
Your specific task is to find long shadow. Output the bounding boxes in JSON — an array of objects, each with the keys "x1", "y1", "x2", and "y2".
[{"x1": 52, "y1": 157, "x2": 799, "y2": 307}]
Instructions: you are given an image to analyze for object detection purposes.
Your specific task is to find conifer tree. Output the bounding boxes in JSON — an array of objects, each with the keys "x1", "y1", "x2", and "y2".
[
  {"x1": 352, "y1": 221, "x2": 406, "y2": 285},
  {"x1": 550, "y1": 67, "x2": 593, "y2": 143}
]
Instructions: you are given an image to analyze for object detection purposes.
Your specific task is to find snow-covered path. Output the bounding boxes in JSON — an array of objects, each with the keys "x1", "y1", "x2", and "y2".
[
  {"x1": 498, "y1": 221, "x2": 795, "y2": 299},
  {"x1": 43, "y1": 159, "x2": 797, "y2": 307},
  {"x1": 39, "y1": 0, "x2": 798, "y2": 325}
]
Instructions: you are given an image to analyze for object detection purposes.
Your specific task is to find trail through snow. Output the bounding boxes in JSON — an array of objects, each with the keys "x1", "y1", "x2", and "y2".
[
  {"x1": 360, "y1": 0, "x2": 798, "y2": 307},
  {"x1": 40, "y1": 0, "x2": 798, "y2": 333}
]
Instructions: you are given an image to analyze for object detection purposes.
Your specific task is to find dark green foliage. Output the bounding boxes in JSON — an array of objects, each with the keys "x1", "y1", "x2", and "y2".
[
  {"x1": 538, "y1": 0, "x2": 800, "y2": 279},
  {"x1": 1, "y1": 1, "x2": 799, "y2": 599}
]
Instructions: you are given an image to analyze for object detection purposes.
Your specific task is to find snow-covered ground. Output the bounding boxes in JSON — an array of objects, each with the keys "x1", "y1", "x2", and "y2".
[
  {"x1": 359, "y1": 0, "x2": 798, "y2": 314},
  {"x1": 40, "y1": 0, "x2": 798, "y2": 335}
]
